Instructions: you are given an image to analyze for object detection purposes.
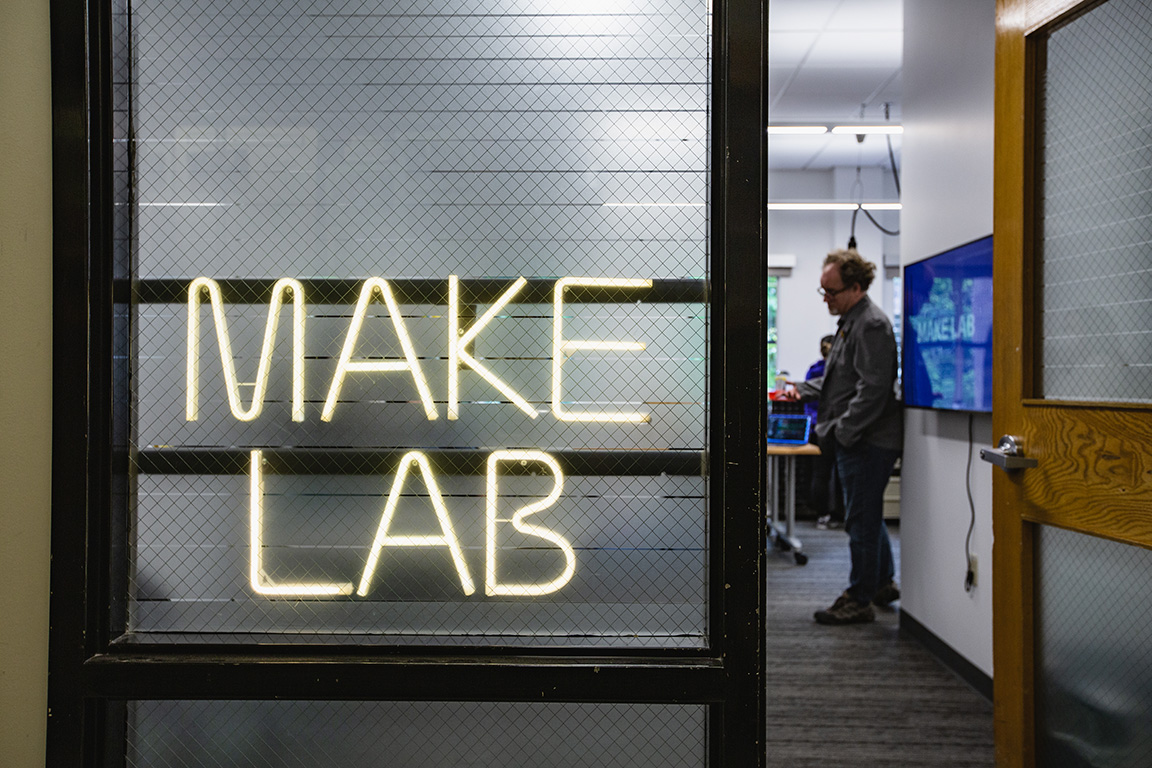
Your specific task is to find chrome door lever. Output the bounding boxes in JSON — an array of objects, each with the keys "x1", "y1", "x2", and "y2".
[{"x1": 980, "y1": 435, "x2": 1038, "y2": 471}]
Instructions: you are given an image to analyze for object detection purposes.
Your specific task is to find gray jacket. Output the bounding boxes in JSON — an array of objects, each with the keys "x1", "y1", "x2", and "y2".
[{"x1": 795, "y1": 295, "x2": 903, "y2": 451}]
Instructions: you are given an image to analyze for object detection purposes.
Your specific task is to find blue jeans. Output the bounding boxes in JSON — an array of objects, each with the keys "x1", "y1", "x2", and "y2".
[{"x1": 829, "y1": 438, "x2": 900, "y2": 605}]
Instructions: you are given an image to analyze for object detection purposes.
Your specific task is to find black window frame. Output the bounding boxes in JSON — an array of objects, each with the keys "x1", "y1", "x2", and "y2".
[{"x1": 46, "y1": 0, "x2": 768, "y2": 764}]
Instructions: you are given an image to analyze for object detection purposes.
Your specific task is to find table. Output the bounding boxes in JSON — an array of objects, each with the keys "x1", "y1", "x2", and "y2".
[{"x1": 766, "y1": 442, "x2": 821, "y2": 565}]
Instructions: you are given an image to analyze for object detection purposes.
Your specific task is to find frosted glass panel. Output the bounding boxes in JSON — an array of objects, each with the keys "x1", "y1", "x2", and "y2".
[
  {"x1": 127, "y1": 701, "x2": 707, "y2": 768},
  {"x1": 1035, "y1": 525, "x2": 1152, "y2": 767},
  {"x1": 130, "y1": 0, "x2": 709, "y2": 280},
  {"x1": 1039, "y1": 0, "x2": 1152, "y2": 402},
  {"x1": 117, "y1": 0, "x2": 711, "y2": 646},
  {"x1": 131, "y1": 472, "x2": 706, "y2": 643}
]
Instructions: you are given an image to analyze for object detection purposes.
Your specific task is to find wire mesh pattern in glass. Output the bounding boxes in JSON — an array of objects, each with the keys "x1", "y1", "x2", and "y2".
[
  {"x1": 1034, "y1": 525, "x2": 1152, "y2": 768},
  {"x1": 117, "y1": 0, "x2": 712, "y2": 645},
  {"x1": 1040, "y1": 0, "x2": 1152, "y2": 402},
  {"x1": 127, "y1": 700, "x2": 707, "y2": 768}
]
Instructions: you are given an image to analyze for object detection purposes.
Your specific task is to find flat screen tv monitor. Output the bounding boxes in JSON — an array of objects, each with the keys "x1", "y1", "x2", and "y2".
[{"x1": 902, "y1": 234, "x2": 993, "y2": 413}]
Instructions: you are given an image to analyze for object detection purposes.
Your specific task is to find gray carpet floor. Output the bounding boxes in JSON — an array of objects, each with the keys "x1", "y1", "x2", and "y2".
[{"x1": 765, "y1": 521, "x2": 995, "y2": 767}]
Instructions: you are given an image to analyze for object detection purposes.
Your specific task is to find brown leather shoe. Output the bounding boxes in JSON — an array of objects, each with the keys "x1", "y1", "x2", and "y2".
[
  {"x1": 814, "y1": 592, "x2": 875, "y2": 625},
  {"x1": 872, "y1": 581, "x2": 900, "y2": 607}
]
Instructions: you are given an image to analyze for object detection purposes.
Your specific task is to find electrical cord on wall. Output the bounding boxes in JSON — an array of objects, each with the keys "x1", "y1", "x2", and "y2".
[{"x1": 965, "y1": 413, "x2": 977, "y2": 592}]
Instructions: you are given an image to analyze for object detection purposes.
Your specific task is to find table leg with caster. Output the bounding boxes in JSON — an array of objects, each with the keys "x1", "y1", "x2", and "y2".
[
  {"x1": 782, "y1": 452, "x2": 805, "y2": 564},
  {"x1": 766, "y1": 451, "x2": 807, "y2": 565}
]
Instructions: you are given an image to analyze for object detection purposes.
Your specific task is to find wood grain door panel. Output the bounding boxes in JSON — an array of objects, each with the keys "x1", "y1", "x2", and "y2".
[{"x1": 993, "y1": 1, "x2": 1152, "y2": 766}]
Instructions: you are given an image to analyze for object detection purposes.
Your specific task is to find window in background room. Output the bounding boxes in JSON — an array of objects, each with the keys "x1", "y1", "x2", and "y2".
[{"x1": 767, "y1": 276, "x2": 778, "y2": 384}]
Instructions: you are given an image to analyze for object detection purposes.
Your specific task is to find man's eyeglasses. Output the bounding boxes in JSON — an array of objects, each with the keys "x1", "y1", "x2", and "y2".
[{"x1": 817, "y1": 285, "x2": 848, "y2": 298}]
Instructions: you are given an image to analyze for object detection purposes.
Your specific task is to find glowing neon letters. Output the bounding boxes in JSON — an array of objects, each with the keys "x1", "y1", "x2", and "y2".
[
  {"x1": 486, "y1": 450, "x2": 572, "y2": 596},
  {"x1": 448, "y1": 275, "x2": 536, "y2": 420},
  {"x1": 249, "y1": 450, "x2": 354, "y2": 596},
  {"x1": 186, "y1": 275, "x2": 652, "y2": 423},
  {"x1": 249, "y1": 449, "x2": 570, "y2": 598},
  {"x1": 187, "y1": 277, "x2": 306, "y2": 422},
  {"x1": 322, "y1": 278, "x2": 438, "y2": 422},
  {"x1": 357, "y1": 451, "x2": 475, "y2": 597},
  {"x1": 552, "y1": 277, "x2": 651, "y2": 423},
  {"x1": 186, "y1": 276, "x2": 652, "y2": 599}
]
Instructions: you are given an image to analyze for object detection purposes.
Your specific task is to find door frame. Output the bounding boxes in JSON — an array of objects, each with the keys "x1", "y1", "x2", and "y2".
[
  {"x1": 993, "y1": 1, "x2": 1145, "y2": 766},
  {"x1": 46, "y1": 0, "x2": 769, "y2": 765}
]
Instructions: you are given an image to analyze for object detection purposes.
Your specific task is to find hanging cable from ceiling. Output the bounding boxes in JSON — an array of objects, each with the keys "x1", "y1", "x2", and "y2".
[
  {"x1": 847, "y1": 104, "x2": 902, "y2": 248},
  {"x1": 848, "y1": 165, "x2": 864, "y2": 249},
  {"x1": 885, "y1": 102, "x2": 901, "y2": 196}
]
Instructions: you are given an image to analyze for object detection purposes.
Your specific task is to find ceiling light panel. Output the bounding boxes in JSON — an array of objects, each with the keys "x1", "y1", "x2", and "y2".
[
  {"x1": 766, "y1": 126, "x2": 828, "y2": 135},
  {"x1": 830, "y1": 125, "x2": 904, "y2": 135},
  {"x1": 767, "y1": 138, "x2": 901, "y2": 171},
  {"x1": 768, "y1": 203, "x2": 861, "y2": 211},
  {"x1": 766, "y1": 203, "x2": 902, "y2": 211}
]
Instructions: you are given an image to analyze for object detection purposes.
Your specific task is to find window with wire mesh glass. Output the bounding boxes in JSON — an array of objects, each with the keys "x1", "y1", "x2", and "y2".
[
  {"x1": 1035, "y1": 526, "x2": 1152, "y2": 768},
  {"x1": 126, "y1": 701, "x2": 707, "y2": 768},
  {"x1": 1038, "y1": 0, "x2": 1152, "y2": 403},
  {"x1": 117, "y1": 0, "x2": 712, "y2": 649}
]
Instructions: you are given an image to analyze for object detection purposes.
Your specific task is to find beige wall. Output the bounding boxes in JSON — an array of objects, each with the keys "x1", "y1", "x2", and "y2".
[{"x1": 0, "y1": 0, "x2": 53, "y2": 765}]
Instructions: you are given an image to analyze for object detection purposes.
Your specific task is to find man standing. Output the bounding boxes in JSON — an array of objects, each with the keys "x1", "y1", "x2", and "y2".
[{"x1": 785, "y1": 249, "x2": 903, "y2": 625}]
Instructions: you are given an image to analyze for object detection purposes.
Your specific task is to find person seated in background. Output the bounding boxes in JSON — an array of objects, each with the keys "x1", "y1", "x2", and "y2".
[
  {"x1": 804, "y1": 336, "x2": 833, "y2": 386},
  {"x1": 805, "y1": 335, "x2": 844, "y2": 530}
]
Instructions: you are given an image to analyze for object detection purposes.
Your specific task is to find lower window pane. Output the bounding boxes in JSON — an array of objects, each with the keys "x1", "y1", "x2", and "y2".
[
  {"x1": 1035, "y1": 525, "x2": 1152, "y2": 767},
  {"x1": 127, "y1": 700, "x2": 708, "y2": 767},
  {"x1": 128, "y1": 470, "x2": 707, "y2": 647}
]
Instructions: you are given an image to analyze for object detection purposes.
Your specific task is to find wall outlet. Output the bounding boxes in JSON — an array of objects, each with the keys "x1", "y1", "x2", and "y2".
[{"x1": 968, "y1": 554, "x2": 978, "y2": 587}]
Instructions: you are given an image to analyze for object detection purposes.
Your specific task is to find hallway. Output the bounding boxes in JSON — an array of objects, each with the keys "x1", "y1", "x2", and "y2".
[{"x1": 765, "y1": 522, "x2": 995, "y2": 767}]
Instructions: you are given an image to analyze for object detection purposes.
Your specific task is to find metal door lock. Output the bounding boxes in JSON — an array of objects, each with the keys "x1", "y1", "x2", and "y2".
[{"x1": 980, "y1": 435, "x2": 1038, "y2": 471}]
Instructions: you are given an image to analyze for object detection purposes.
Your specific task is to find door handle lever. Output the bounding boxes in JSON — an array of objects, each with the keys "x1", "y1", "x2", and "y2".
[{"x1": 980, "y1": 435, "x2": 1038, "y2": 471}]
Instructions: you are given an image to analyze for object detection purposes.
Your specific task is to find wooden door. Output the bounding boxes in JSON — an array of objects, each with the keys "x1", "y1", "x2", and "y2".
[{"x1": 994, "y1": 0, "x2": 1152, "y2": 765}]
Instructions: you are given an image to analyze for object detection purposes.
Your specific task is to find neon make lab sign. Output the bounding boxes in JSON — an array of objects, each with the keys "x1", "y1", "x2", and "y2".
[
  {"x1": 186, "y1": 276, "x2": 652, "y2": 425},
  {"x1": 183, "y1": 275, "x2": 660, "y2": 599}
]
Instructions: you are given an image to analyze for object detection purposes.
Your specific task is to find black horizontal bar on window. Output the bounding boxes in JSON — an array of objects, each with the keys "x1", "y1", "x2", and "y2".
[
  {"x1": 134, "y1": 448, "x2": 708, "y2": 477},
  {"x1": 123, "y1": 277, "x2": 709, "y2": 305},
  {"x1": 82, "y1": 653, "x2": 726, "y2": 703}
]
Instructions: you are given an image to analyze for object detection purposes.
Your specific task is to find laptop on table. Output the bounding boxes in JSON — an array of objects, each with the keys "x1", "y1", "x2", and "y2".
[{"x1": 766, "y1": 414, "x2": 812, "y2": 445}]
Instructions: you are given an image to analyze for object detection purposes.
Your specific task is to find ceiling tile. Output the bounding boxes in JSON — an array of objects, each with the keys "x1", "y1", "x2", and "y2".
[
  {"x1": 870, "y1": 73, "x2": 903, "y2": 117},
  {"x1": 768, "y1": 31, "x2": 820, "y2": 68},
  {"x1": 765, "y1": 0, "x2": 903, "y2": 173},
  {"x1": 824, "y1": 0, "x2": 904, "y2": 31},
  {"x1": 767, "y1": 0, "x2": 841, "y2": 31},
  {"x1": 771, "y1": 66, "x2": 900, "y2": 120},
  {"x1": 804, "y1": 30, "x2": 903, "y2": 69},
  {"x1": 768, "y1": 134, "x2": 902, "y2": 171}
]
